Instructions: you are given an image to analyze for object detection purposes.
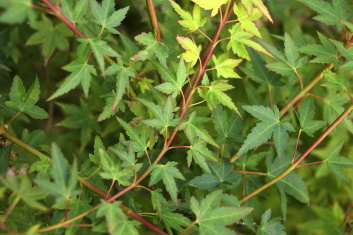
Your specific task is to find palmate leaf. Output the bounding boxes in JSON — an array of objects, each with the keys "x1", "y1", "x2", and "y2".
[
  {"x1": 233, "y1": 3, "x2": 262, "y2": 38},
  {"x1": 191, "y1": 0, "x2": 228, "y2": 17},
  {"x1": 26, "y1": 15, "x2": 73, "y2": 58},
  {"x1": 90, "y1": 0, "x2": 129, "y2": 34},
  {"x1": 5, "y1": 76, "x2": 48, "y2": 119},
  {"x1": 117, "y1": 118, "x2": 148, "y2": 155},
  {"x1": 176, "y1": 36, "x2": 202, "y2": 66},
  {"x1": 299, "y1": 97, "x2": 326, "y2": 137},
  {"x1": 227, "y1": 24, "x2": 272, "y2": 61},
  {"x1": 131, "y1": 32, "x2": 169, "y2": 68},
  {"x1": 149, "y1": 161, "x2": 185, "y2": 205},
  {"x1": 329, "y1": 39, "x2": 353, "y2": 70},
  {"x1": 257, "y1": 209, "x2": 285, "y2": 235},
  {"x1": 189, "y1": 160, "x2": 241, "y2": 191},
  {"x1": 264, "y1": 34, "x2": 308, "y2": 81},
  {"x1": 154, "y1": 58, "x2": 187, "y2": 97},
  {"x1": 60, "y1": 0, "x2": 88, "y2": 24},
  {"x1": 238, "y1": 105, "x2": 294, "y2": 157},
  {"x1": 49, "y1": 58, "x2": 97, "y2": 100},
  {"x1": 322, "y1": 70, "x2": 349, "y2": 93},
  {"x1": 97, "y1": 201, "x2": 140, "y2": 235},
  {"x1": 299, "y1": 32, "x2": 340, "y2": 66},
  {"x1": 187, "y1": 138, "x2": 218, "y2": 173},
  {"x1": 241, "y1": 0, "x2": 274, "y2": 23},
  {"x1": 170, "y1": 0, "x2": 207, "y2": 32},
  {"x1": 35, "y1": 143, "x2": 79, "y2": 205},
  {"x1": 179, "y1": 111, "x2": 218, "y2": 147},
  {"x1": 137, "y1": 96, "x2": 179, "y2": 133},
  {"x1": 241, "y1": 48, "x2": 284, "y2": 86},
  {"x1": 298, "y1": 0, "x2": 353, "y2": 30},
  {"x1": 190, "y1": 190, "x2": 253, "y2": 235},
  {"x1": 325, "y1": 143, "x2": 353, "y2": 182},
  {"x1": 212, "y1": 54, "x2": 242, "y2": 78},
  {"x1": 0, "y1": 0, "x2": 36, "y2": 24}
]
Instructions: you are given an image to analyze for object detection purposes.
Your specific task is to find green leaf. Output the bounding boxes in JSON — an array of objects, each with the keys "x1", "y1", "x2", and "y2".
[
  {"x1": 265, "y1": 33, "x2": 307, "y2": 81},
  {"x1": 131, "y1": 32, "x2": 169, "y2": 68},
  {"x1": 212, "y1": 54, "x2": 242, "y2": 78},
  {"x1": 299, "y1": 97, "x2": 326, "y2": 137},
  {"x1": 0, "y1": 145, "x2": 12, "y2": 174},
  {"x1": 60, "y1": 0, "x2": 88, "y2": 24},
  {"x1": 105, "y1": 61, "x2": 135, "y2": 110},
  {"x1": 149, "y1": 161, "x2": 185, "y2": 205},
  {"x1": 170, "y1": 1, "x2": 207, "y2": 32},
  {"x1": 233, "y1": 3, "x2": 262, "y2": 38},
  {"x1": 137, "y1": 96, "x2": 179, "y2": 133},
  {"x1": 227, "y1": 24, "x2": 272, "y2": 60},
  {"x1": 35, "y1": 143, "x2": 79, "y2": 204},
  {"x1": 99, "y1": 148, "x2": 134, "y2": 186},
  {"x1": 161, "y1": 211, "x2": 194, "y2": 232},
  {"x1": 329, "y1": 39, "x2": 353, "y2": 69},
  {"x1": 248, "y1": 0, "x2": 273, "y2": 23},
  {"x1": 325, "y1": 143, "x2": 353, "y2": 182},
  {"x1": 238, "y1": 105, "x2": 294, "y2": 157},
  {"x1": 212, "y1": 105, "x2": 242, "y2": 144},
  {"x1": 179, "y1": 111, "x2": 219, "y2": 147},
  {"x1": 97, "y1": 93, "x2": 125, "y2": 121},
  {"x1": 257, "y1": 209, "x2": 285, "y2": 235},
  {"x1": 191, "y1": 0, "x2": 229, "y2": 17},
  {"x1": 97, "y1": 201, "x2": 140, "y2": 234},
  {"x1": 241, "y1": 48, "x2": 284, "y2": 86},
  {"x1": 5, "y1": 76, "x2": 48, "y2": 119},
  {"x1": 78, "y1": 38, "x2": 119, "y2": 75},
  {"x1": 298, "y1": 0, "x2": 353, "y2": 30},
  {"x1": 117, "y1": 118, "x2": 148, "y2": 154},
  {"x1": 0, "y1": 0, "x2": 36, "y2": 24},
  {"x1": 26, "y1": 15, "x2": 73, "y2": 58},
  {"x1": 49, "y1": 59, "x2": 97, "y2": 100},
  {"x1": 29, "y1": 155, "x2": 52, "y2": 180},
  {"x1": 151, "y1": 189, "x2": 168, "y2": 218},
  {"x1": 154, "y1": 58, "x2": 187, "y2": 97},
  {"x1": 299, "y1": 32, "x2": 340, "y2": 66},
  {"x1": 2, "y1": 175, "x2": 47, "y2": 210},
  {"x1": 187, "y1": 139, "x2": 217, "y2": 173},
  {"x1": 189, "y1": 160, "x2": 241, "y2": 191},
  {"x1": 176, "y1": 36, "x2": 202, "y2": 66},
  {"x1": 190, "y1": 190, "x2": 253, "y2": 234},
  {"x1": 322, "y1": 70, "x2": 349, "y2": 93},
  {"x1": 90, "y1": 0, "x2": 129, "y2": 34}
]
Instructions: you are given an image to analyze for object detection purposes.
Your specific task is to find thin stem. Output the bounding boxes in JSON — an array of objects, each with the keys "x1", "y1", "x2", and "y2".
[
  {"x1": 31, "y1": 4, "x2": 54, "y2": 14},
  {"x1": 307, "y1": 93, "x2": 328, "y2": 103},
  {"x1": 291, "y1": 130, "x2": 302, "y2": 164},
  {"x1": 240, "y1": 106, "x2": 353, "y2": 205},
  {"x1": 197, "y1": 29, "x2": 212, "y2": 42},
  {"x1": 0, "y1": 196, "x2": 21, "y2": 223},
  {"x1": 232, "y1": 170, "x2": 267, "y2": 176},
  {"x1": 5, "y1": 112, "x2": 21, "y2": 125},
  {"x1": 296, "y1": 161, "x2": 325, "y2": 168},
  {"x1": 146, "y1": 0, "x2": 161, "y2": 42},
  {"x1": 180, "y1": 220, "x2": 197, "y2": 235},
  {"x1": 106, "y1": 180, "x2": 116, "y2": 199},
  {"x1": 345, "y1": 89, "x2": 353, "y2": 104},
  {"x1": 268, "y1": 85, "x2": 273, "y2": 110}
]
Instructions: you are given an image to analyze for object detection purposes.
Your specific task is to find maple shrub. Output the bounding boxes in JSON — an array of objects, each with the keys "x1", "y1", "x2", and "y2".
[{"x1": 1, "y1": 0, "x2": 353, "y2": 234}]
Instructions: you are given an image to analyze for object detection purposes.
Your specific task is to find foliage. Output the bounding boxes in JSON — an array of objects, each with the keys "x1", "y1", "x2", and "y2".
[{"x1": 1, "y1": 0, "x2": 353, "y2": 234}]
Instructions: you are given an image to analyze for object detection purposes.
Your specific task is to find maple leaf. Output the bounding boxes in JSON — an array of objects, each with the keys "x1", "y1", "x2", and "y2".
[
  {"x1": 105, "y1": 61, "x2": 135, "y2": 110},
  {"x1": 298, "y1": 0, "x2": 353, "y2": 30},
  {"x1": 262, "y1": 33, "x2": 308, "y2": 83},
  {"x1": 179, "y1": 111, "x2": 219, "y2": 147},
  {"x1": 241, "y1": 0, "x2": 274, "y2": 23},
  {"x1": 98, "y1": 93, "x2": 125, "y2": 121},
  {"x1": 136, "y1": 96, "x2": 179, "y2": 133},
  {"x1": 241, "y1": 48, "x2": 284, "y2": 86},
  {"x1": 325, "y1": 143, "x2": 353, "y2": 182},
  {"x1": 117, "y1": 118, "x2": 148, "y2": 155},
  {"x1": 176, "y1": 36, "x2": 202, "y2": 66},
  {"x1": 90, "y1": 0, "x2": 129, "y2": 34},
  {"x1": 154, "y1": 58, "x2": 187, "y2": 98},
  {"x1": 212, "y1": 54, "x2": 242, "y2": 78},
  {"x1": 131, "y1": 32, "x2": 169, "y2": 68},
  {"x1": 0, "y1": 0, "x2": 36, "y2": 24},
  {"x1": 257, "y1": 209, "x2": 285, "y2": 235},
  {"x1": 149, "y1": 161, "x2": 185, "y2": 205},
  {"x1": 227, "y1": 24, "x2": 272, "y2": 60},
  {"x1": 237, "y1": 105, "x2": 294, "y2": 157},
  {"x1": 49, "y1": 59, "x2": 97, "y2": 100},
  {"x1": 78, "y1": 38, "x2": 119, "y2": 75},
  {"x1": 329, "y1": 39, "x2": 353, "y2": 70},
  {"x1": 187, "y1": 139, "x2": 218, "y2": 173},
  {"x1": 299, "y1": 32, "x2": 340, "y2": 66},
  {"x1": 191, "y1": 0, "x2": 228, "y2": 17},
  {"x1": 26, "y1": 15, "x2": 73, "y2": 58},
  {"x1": 170, "y1": 0, "x2": 207, "y2": 32},
  {"x1": 60, "y1": 0, "x2": 88, "y2": 24},
  {"x1": 321, "y1": 70, "x2": 349, "y2": 94},
  {"x1": 233, "y1": 3, "x2": 262, "y2": 38},
  {"x1": 189, "y1": 160, "x2": 241, "y2": 191},
  {"x1": 5, "y1": 76, "x2": 48, "y2": 119},
  {"x1": 299, "y1": 97, "x2": 326, "y2": 137},
  {"x1": 190, "y1": 190, "x2": 253, "y2": 234}
]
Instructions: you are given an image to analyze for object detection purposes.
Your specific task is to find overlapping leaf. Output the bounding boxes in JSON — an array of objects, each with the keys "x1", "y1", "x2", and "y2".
[
  {"x1": 187, "y1": 139, "x2": 218, "y2": 173},
  {"x1": 329, "y1": 39, "x2": 353, "y2": 70},
  {"x1": 149, "y1": 161, "x2": 185, "y2": 205},
  {"x1": 241, "y1": 0, "x2": 273, "y2": 23},
  {"x1": 299, "y1": 97, "x2": 326, "y2": 137},
  {"x1": 212, "y1": 54, "x2": 242, "y2": 78},
  {"x1": 170, "y1": 1, "x2": 207, "y2": 32},
  {"x1": 257, "y1": 209, "x2": 285, "y2": 235},
  {"x1": 5, "y1": 76, "x2": 48, "y2": 119},
  {"x1": 233, "y1": 3, "x2": 262, "y2": 38},
  {"x1": 0, "y1": 0, "x2": 36, "y2": 24},
  {"x1": 325, "y1": 143, "x2": 353, "y2": 182},
  {"x1": 117, "y1": 118, "x2": 148, "y2": 154},
  {"x1": 190, "y1": 190, "x2": 253, "y2": 234},
  {"x1": 238, "y1": 105, "x2": 294, "y2": 157},
  {"x1": 60, "y1": 0, "x2": 88, "y2": 24},
  {"x1": 191, "y1": 0, "x2": 229, "y2": 17},
  {"x1": 176, "y1": 36, "x2": 202, "y2": 66}
]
